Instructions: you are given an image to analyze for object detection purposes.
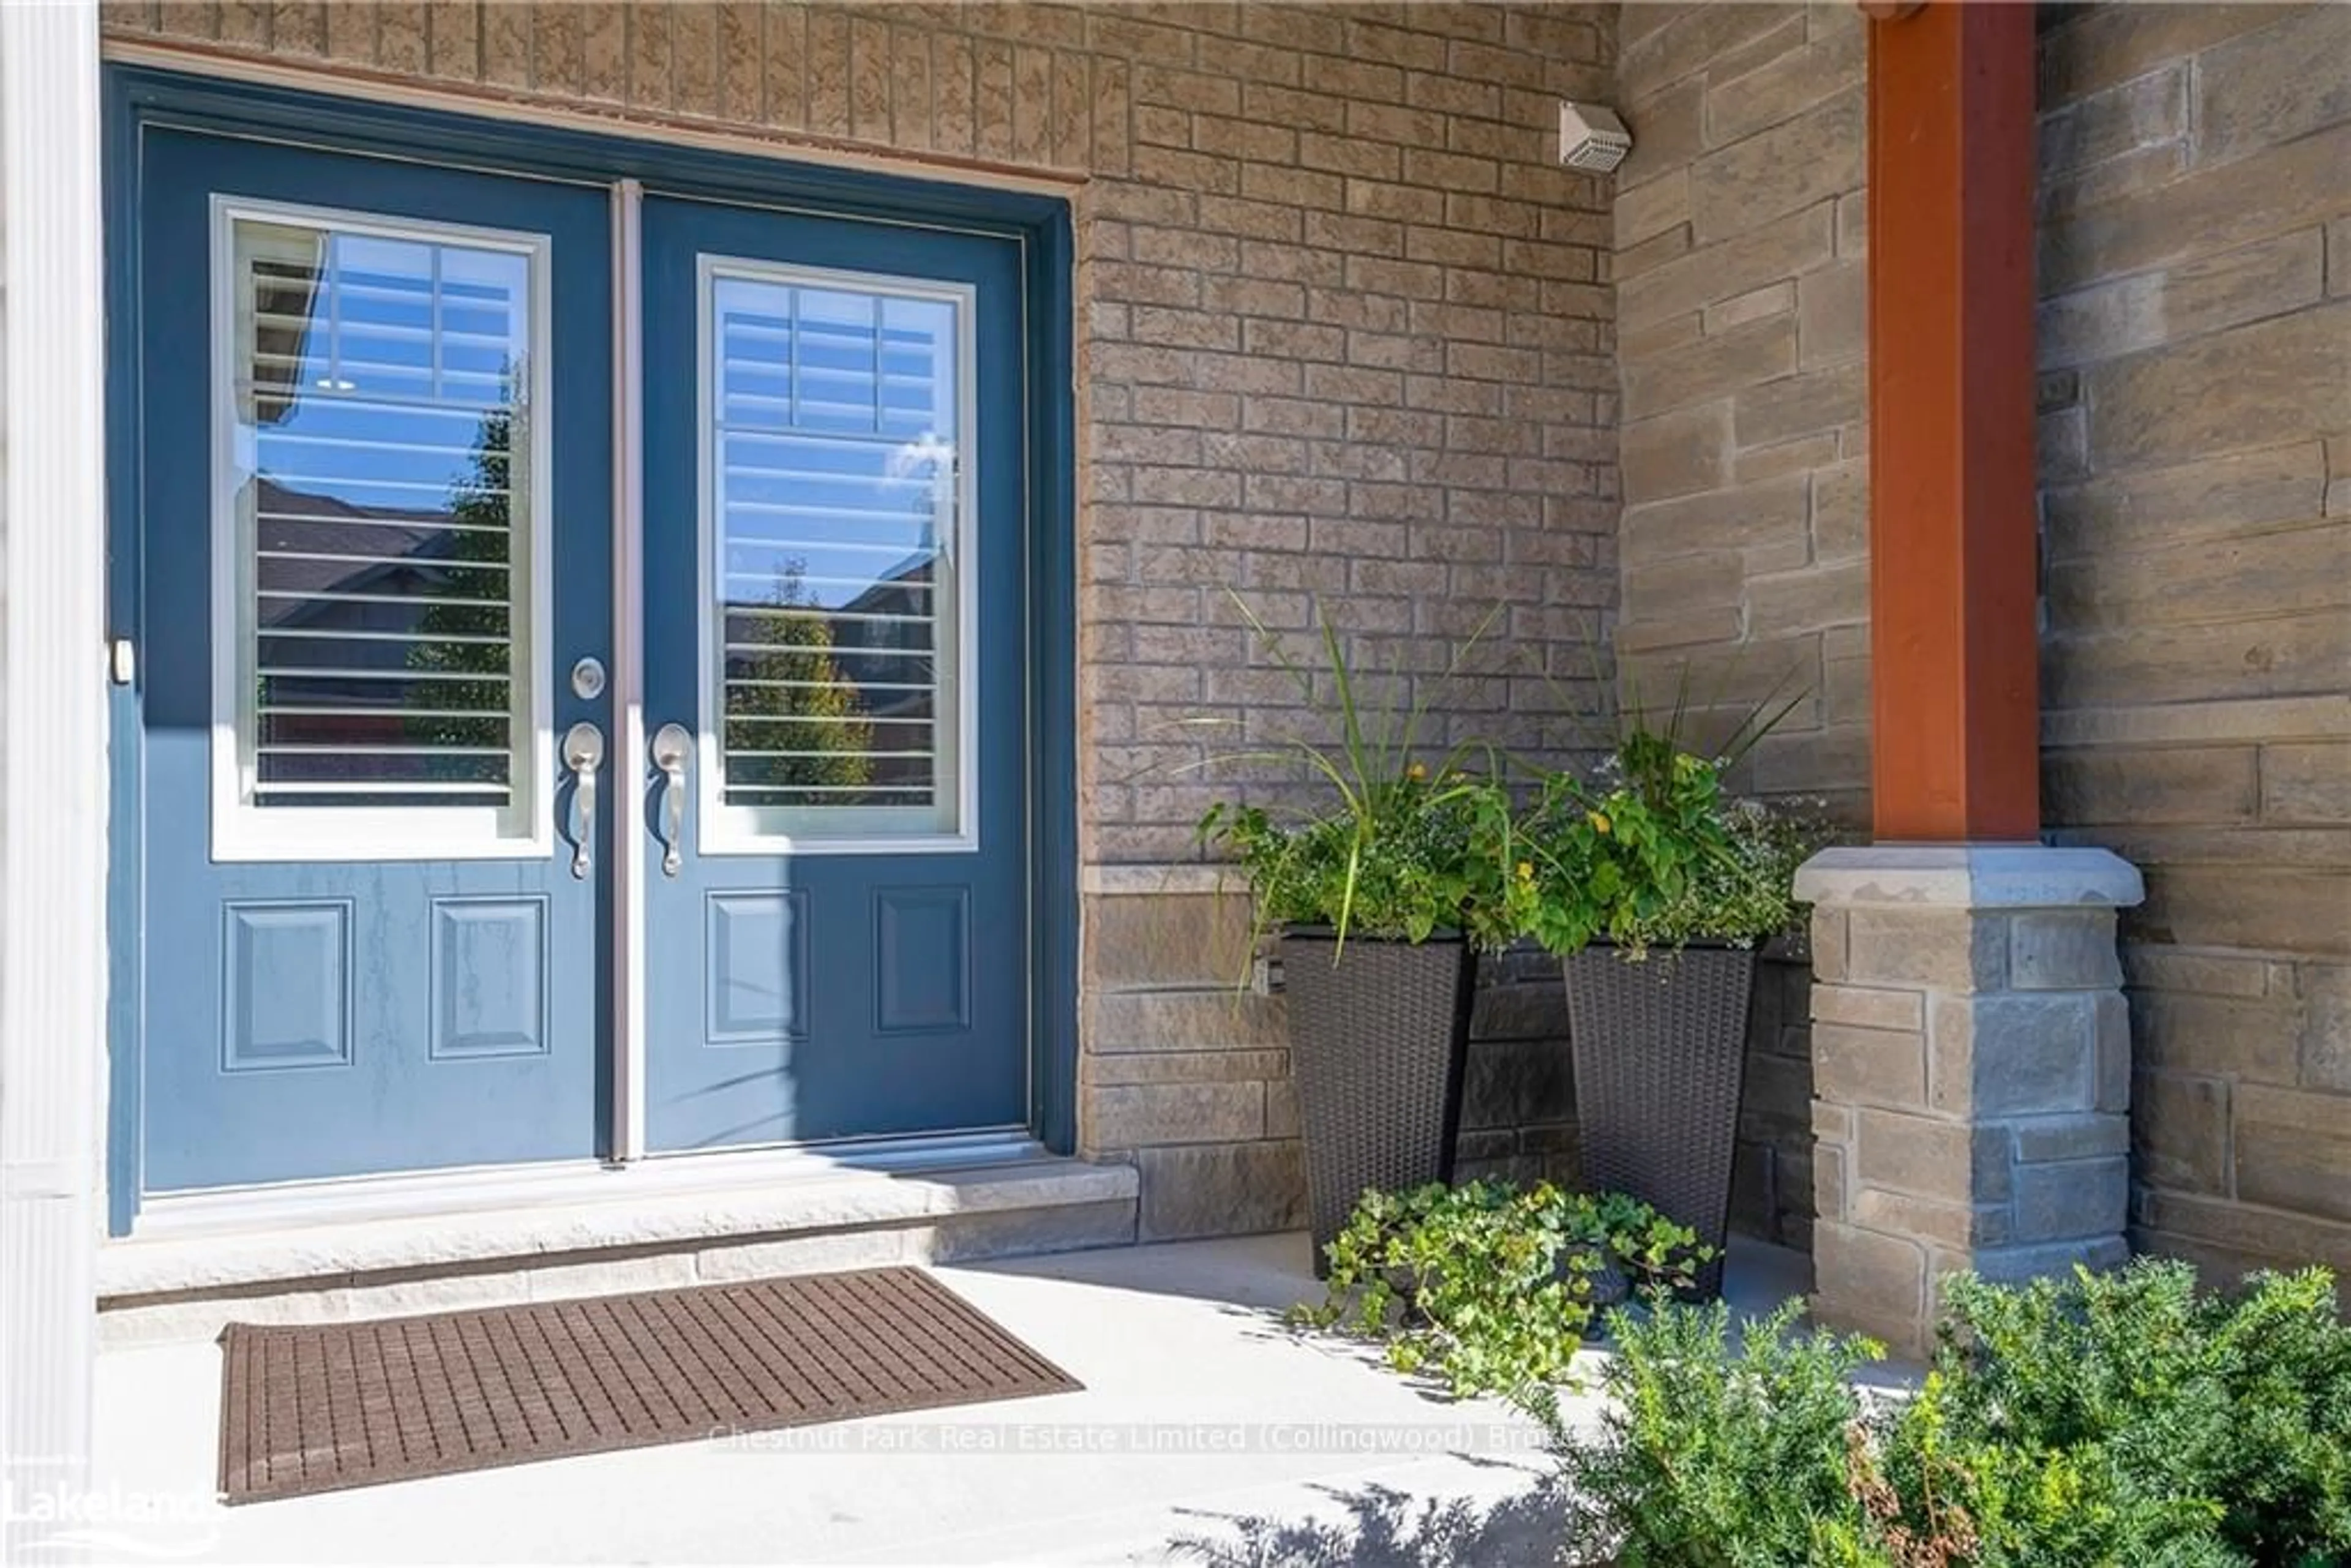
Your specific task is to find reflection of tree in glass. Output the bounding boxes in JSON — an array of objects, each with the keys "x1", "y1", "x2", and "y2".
[
  {"x1": 407, "y1": 389, "x2": 518, "y2": 779},
  {"x1": 728, "y1": 561, "x2": 875, "y2": 795}
]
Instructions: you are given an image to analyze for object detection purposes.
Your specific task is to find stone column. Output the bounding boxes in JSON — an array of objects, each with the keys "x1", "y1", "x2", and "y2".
[{"x1": 1796, "y1": 846, "x2": 2144, "y2": 1356}]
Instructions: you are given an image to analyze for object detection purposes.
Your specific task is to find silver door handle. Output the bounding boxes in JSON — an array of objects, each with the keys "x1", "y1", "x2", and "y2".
[
  {"x1": 651, "y1": 723, "x2": 692, "y2": 877},
  {"x1": 564, "y1": 721, "x2": 605, "y2": 880}
]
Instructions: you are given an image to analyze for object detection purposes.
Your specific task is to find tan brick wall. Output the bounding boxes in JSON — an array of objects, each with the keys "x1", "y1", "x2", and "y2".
[
  {"x1": 2035, "y1": 2, "x2": 2351, "y2": 1283},
  {"x1": 103, "y1": 1, "x2": 1622, "y2": 1231}
]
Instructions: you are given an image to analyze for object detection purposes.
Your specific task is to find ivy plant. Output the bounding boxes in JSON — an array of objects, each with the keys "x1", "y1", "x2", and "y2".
[{"x1": 1289, "y1": 1179, "x2": 1708, "y2": 1414}]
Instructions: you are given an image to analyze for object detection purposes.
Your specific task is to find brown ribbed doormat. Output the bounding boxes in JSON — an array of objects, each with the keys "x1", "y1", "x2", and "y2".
[{"x1": 217, "y1": 1266, "x2": 1079, "y2": 1504}]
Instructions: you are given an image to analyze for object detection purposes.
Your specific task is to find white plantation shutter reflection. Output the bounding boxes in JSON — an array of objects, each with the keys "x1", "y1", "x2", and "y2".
[
  {"x1": 228, "y1": 216, "x2": 541, "y2": 828},
  {"x1": 709, "y1": 270, "x2": 966, "y2": 839}
]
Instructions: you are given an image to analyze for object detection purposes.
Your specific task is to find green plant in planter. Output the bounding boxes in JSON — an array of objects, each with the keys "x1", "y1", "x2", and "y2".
[
  {"x1": 1192, "y1": 596, "x2": 1520, "y2": 955},
  {"x1": 1289, "y1": 1179, "x2": 1708, "y2": 1412},
  {"x1": 1510, "y1": 758, "x2": 1827, "y2": 955},
  {"x1": 1505, "y1": 675, "x2": 1826, "y2": 958}
]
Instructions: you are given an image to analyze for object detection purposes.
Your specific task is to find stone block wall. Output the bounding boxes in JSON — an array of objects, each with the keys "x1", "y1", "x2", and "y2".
[
  {"x1": 105, "y1": 2, "x2": 1627, "y2": 1227},
  {"x1": 2034, "y1": 3, "x2": 2351, "y2": 1283},
  {"x1": 1730, "y1": 950, "x2": 1816, "y2": 1249},
  {"x1": 1606, "y1": 0, "x2": 1855, "y2": 1255},
  {"x1": 1456, "y1": 945, "x2": 1581, "y2": 1186},
  {"x1": 1610, "y1": 1, "x2": 1870, "y2": 821},
  {"x1": 1080, "y1": 878, "x2": 1301, "y2": 1237},
  {"x1": 1613, "y1": 0, "x2": 2351, "y2": 1285},
  {"x1": 1804, "y1": 860, "x2": 2139, "y2": 1356}
]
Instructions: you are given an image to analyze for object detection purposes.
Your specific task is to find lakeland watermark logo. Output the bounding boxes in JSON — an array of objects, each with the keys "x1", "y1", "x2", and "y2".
[{"x1": 2, "y1": 1471, "x2": 220, "y2": 1561}]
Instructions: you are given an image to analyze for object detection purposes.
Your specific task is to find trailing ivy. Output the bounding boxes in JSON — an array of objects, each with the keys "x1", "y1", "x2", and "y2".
[{"x1": 1291, "y1": 1180, "x2": 1707, "y2": 1414}]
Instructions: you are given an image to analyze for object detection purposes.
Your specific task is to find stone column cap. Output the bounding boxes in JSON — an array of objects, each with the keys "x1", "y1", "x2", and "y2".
[{"x1": 1794, "y1": 844, "x2": 2145, "y2": 910}]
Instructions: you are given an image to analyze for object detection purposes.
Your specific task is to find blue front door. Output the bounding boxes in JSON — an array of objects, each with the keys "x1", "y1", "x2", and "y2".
[
  {"x1": 124, "y1": 114, "x2": 1040, "y2": 1200},
  {"x1": 637, "y1": 199, "x2": 1032, "y2": 1150},
  {"x1": 133, "y1": 129, "x2": 613, "y2": 1190}
]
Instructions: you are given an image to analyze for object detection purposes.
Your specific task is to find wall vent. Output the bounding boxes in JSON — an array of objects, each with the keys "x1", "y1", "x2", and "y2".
[{"x1": 1559, "y1": 101, "x2": 1632, "y2": 174}]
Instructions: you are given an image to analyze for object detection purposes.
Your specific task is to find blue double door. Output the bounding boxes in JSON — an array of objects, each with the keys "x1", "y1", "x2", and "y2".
[{"x1": 130, "y1": 130, "x2": 1033, "y2": 1195}]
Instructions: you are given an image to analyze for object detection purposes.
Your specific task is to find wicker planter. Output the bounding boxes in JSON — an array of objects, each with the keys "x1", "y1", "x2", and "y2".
[
  {"x1": 1562, "y1": 943, "x2": 1757, "y2": 1299},
  {"x1": 1281, "y1": 929, "x2": 1475, "y2": 1278}
]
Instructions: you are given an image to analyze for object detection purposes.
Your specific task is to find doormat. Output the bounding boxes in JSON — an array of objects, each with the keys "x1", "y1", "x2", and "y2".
[{"x1": 217, "y1": 1266, "x2": 1079, "y2": 1504}]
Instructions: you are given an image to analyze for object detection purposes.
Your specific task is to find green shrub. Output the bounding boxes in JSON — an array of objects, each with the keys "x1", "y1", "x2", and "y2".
[
  {"x1": 1291, "y1": 1180, "x2": 1708, "y2": 1412},
  {"x1": 1549, "y1": 1259, "x2": 2351, "y2": 1568},
  {"x1": 1907, "y1": 1262, "x2": 2351, "y2": 1566},
  {"x1": 1554, "y1": 1297, "x2": 1886, "y2": 1567}
]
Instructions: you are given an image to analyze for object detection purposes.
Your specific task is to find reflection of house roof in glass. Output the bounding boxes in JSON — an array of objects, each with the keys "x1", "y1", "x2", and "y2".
[
  {"x1": 827, "y1": 549, "x2": 938, "y2": 733},
  {"x1": 838, "y1": 549, "x2": 934, "y2": 618},
  {"x1": 254, "y1": 476, "x2": 470, "y2": 626}
]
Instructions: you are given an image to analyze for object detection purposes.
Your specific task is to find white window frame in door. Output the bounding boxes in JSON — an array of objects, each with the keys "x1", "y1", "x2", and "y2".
[
  {"x1": 694, "y1": 253, "x2": 981, "y2": 857},
  {"x1": 207, "y1": 196, "x2": 557, "y2": 862}
]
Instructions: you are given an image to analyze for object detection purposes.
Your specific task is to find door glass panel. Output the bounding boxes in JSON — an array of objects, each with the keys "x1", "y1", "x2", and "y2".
[
  {"x1": 705, "y1": 264, "x2": 970, "y2": 846},
  {"x1": 218, "y1": 206, "x2": 549, "y2": 855}
]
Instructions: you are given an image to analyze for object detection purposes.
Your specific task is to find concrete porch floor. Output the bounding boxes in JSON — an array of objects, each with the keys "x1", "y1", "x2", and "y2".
[{"x1": 80, "y1": 1232, "x2": 1814, "y2": 1566}]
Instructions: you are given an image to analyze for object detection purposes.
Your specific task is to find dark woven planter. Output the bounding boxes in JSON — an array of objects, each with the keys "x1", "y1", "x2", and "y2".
[
  {"x1": 1562, "y1": 943, "x2": 1757, "y2": 1300},
  {"x1": 1281, "y1": 930, "x2": 1474, "y2": 1279}
]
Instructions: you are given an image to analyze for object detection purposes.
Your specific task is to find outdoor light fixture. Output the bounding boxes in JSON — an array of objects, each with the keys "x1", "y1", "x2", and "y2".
[{"x1": 1558, "y1": 100, "x2": 1632, "y2": 173}]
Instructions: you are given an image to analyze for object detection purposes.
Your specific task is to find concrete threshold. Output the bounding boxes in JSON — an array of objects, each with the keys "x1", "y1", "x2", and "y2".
[{"x1": 97, "y1": 1144, "x2": 1139, "y2": 1344}]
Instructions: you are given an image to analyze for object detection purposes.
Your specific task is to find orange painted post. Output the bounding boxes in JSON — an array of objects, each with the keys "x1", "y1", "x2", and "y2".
[{"x1": 1865, "y1": 1, "x2": 2041, "y2": 842}]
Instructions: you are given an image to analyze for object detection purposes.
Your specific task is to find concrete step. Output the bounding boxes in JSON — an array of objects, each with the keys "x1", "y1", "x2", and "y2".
[{"x1": 97, "y1": 1143, "x2": 1139, "y2": 1345}]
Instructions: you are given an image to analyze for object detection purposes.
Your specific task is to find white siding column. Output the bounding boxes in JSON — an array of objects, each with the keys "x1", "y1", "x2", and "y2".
[{"x1": 0, "y1": 0, "x2": 107, "y2": 1550}]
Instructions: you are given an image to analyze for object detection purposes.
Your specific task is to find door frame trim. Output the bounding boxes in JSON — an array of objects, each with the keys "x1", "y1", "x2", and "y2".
[
  {"x1": 610, "y1": 176, "x2": 648, "y2": 1163},
  {"x1": 102, "y1": 63, "x2": 1081, "y2": 1233}
]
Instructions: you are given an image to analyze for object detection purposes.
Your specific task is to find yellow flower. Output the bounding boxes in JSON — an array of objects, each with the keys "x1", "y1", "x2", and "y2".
[
  {"x1": 1589, "y1": 811, "x2": 1612, "y2": 835},
  {"x1": 1516, "y1": 861, "x2": 1534, "y2": 880},
  {"x1": 1406, "y1": 762, "x2": 1427, "y2": 780}
]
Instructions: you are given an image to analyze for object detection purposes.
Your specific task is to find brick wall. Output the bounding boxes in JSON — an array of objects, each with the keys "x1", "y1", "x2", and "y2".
[
  {"x1": 2034, "y1": 2, "x2": 2351, "y2": 1282},
  {"x1": 106, "y1": 2, "x2": 1623, "y2": 1232},
  {"x1": 1608, "y1": 1, "x2": 1861, "y2": 1247}
]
